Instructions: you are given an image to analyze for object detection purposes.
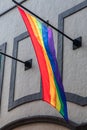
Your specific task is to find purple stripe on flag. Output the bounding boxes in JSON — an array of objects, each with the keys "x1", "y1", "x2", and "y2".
[{"x1": 48, "y1": 28, "x2": 64, "y2": 91}]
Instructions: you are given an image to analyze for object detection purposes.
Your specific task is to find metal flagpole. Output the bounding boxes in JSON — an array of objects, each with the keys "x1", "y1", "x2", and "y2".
[
  {"x1": 12, "y1": 0, "x2": 82, "y2": 50},
  {"x1": 0, "y1": 51, "x2": 32, "y2": 70}
]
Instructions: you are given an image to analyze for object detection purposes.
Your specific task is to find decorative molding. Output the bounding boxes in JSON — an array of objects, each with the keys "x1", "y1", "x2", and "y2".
[
  {"x1": 0, "y1": 0, "x2": 28, "y2": 17},
  {"x1": 0, "y1": 116, "x2": 78, "y2": 130},
  {"x1": 0, "y1": 43, "x2": 7, "y2": 106},
  {"x1": 1, "y1": 115, "x2": 87, "y2": 130},
  {"x1": 8, "y1": 32, "x2": 42, "y2": 110},
  {"x1": 58, "y1": 0, "x2": 87, "y2": 106},
  {"x1": 66, "y1": 92, "x2": 87, "y2": 106}
]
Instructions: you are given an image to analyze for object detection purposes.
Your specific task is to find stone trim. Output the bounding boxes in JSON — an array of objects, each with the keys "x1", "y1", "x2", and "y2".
[
  {"x1": 0, "y1": 116, "x2": 78, "y2": 130},
  {"x1": 0, "y1": 43, "x2": 7, "y2": 106}
]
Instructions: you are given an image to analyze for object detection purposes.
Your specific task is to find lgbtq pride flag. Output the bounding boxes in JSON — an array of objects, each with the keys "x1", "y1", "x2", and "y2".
[{"x1": 18, "y1": 7, "x2": 68, "y2": 120}]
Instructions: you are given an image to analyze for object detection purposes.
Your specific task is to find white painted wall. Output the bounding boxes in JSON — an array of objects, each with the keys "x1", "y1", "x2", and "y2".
[{"x1": 0, "y1": 0, "x2": 86, "y2": 129}]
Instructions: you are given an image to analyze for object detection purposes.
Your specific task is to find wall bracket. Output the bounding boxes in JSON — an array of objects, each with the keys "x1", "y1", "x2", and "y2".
[
  {"x1": 73, "y1": 37, "x2": 82, "y2": 50},
  {"x1": 0, "y1": 51, "x2": 32, "y2": 71},
  {"x1": 25, "y1": 59, "x2": 32, "y2": 70}
]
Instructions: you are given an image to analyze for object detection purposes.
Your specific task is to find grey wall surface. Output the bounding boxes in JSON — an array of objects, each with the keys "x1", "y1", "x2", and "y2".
[{"x1": 0, "y1": 0, "x2": 87, "y2": 129}]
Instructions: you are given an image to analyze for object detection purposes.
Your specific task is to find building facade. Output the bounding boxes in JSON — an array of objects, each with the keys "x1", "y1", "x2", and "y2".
[{"x1": 0, "y1": 0, "x2": 87, "y2": 129}]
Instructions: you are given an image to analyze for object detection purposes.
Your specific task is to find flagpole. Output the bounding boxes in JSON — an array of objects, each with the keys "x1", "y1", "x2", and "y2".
[
  {"x1": 12, "y1": 0, "x2": 73, "y2": 41},
  {"x1": 0, "y1": 51, "x2": 32, "y2": 70},
  {"x1": 12, "y1": 0, "x2": 82, "y2": 49}
]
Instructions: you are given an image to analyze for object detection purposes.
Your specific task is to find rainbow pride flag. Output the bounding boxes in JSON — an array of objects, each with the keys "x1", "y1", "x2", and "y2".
[{"x1": 18, "y1": 7, "x2": 68, "y2": 120}]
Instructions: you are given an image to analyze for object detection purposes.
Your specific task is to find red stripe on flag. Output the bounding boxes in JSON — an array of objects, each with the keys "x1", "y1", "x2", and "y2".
[{"x1": 18, "y1": 7, "x2": 50, "y2": 103}]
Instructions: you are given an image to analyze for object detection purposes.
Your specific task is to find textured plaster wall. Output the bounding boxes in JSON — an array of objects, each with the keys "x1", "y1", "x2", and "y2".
[
  {"x1": 15, "y1": 36, "x2": 40, "y2": 100},
  {"x1": 0, "y1": 0, "x2": 86, "y2": 129},
  {"x1": 63, "y1": 8, "x2": 87, "y2": 97},
  {"x1": 63, "y1": 7, "x2": 87, "y2": 123},
  {"x1": 0, "y1": 0, "x2": 23, "y2": 14}
]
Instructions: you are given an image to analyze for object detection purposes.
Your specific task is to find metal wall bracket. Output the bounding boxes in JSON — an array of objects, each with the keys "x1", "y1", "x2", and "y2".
[
  {"x1": 73, "y1": 37, "x2": 82, "y2": 50},
  {"x1": 25, "y1": 59, "x2": 32, "y2": 70},
  {"x1": 0, "y1": 51, "x2": 33, "y2": 71}
]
